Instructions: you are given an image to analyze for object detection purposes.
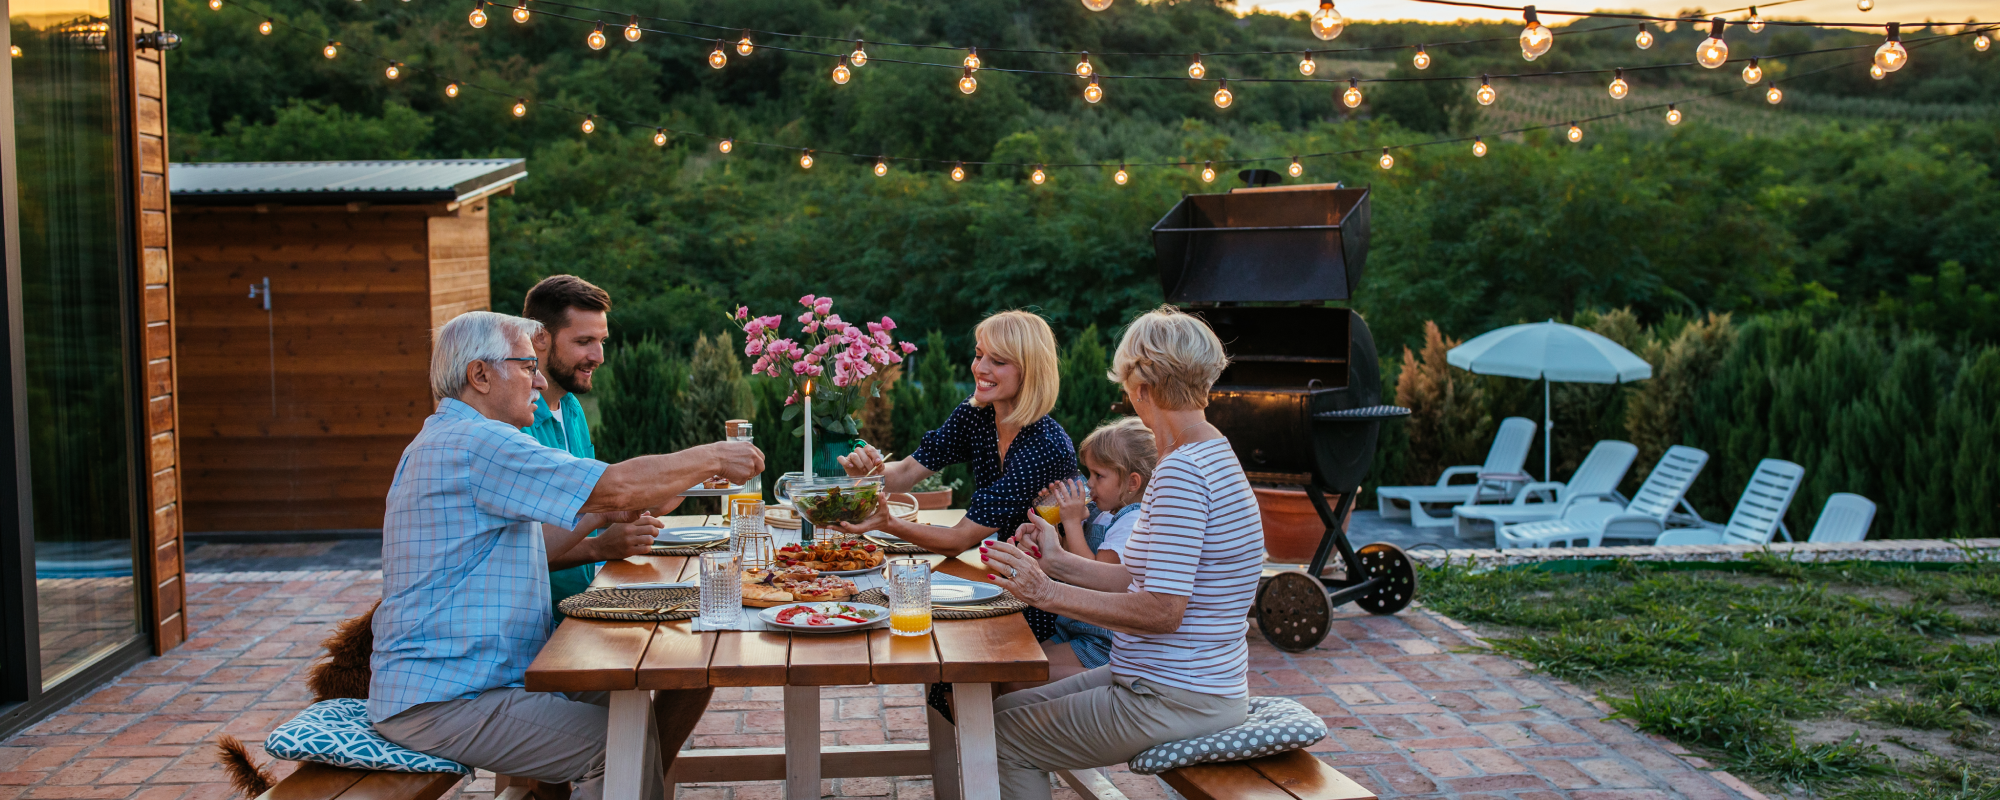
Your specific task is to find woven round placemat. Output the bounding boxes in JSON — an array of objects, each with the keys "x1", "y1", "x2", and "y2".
[
  {"x1": 559, "y1": 587, "x2": 700, "y2": 621},
  {"x1": 649, "y1": 540, "x2": 731, "y2": 557},
  {"x1": 850, "y1": 588, "x2": 1027, "y2": 620}
]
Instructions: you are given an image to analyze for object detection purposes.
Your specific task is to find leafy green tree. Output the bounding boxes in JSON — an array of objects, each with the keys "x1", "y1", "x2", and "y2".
[
  {"x1": 677, "y1": 331, "x2": 755, "y2": 451},
  {"x1": 1051, "y1": 325, "x2": 1121, "y2": 447},
  {"x1": 595, "y1": 337, "x2": 688, "y2": 462}
]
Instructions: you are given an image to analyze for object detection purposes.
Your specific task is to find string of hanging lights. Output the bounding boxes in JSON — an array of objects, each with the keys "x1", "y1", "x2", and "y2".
[{"x1": 218, "y1": 0, "x2": 1985, "y2": 184}]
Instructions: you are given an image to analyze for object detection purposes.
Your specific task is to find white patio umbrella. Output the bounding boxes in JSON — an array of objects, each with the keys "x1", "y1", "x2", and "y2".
[{"x1": 1446, "y1": 320, "x2": 1652, "y2": 481}]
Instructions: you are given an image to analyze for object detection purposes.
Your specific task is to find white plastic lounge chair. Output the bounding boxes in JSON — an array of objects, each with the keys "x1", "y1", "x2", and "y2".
[
  {"x1": 1496, "y1": 445, "x2": 1709, "y2": 549},
  {"x1": 1805, "y1": 493, "x2": 1876, "y2": 543},
  {"x1": 1653, "y1": 459, "x2": 1806, "y2": 547},
  {"x1": 1377, "y1": 417, "x2": 1537, "y2": 528},
  {"x1": 1452, "y1": 440, "x2": 1639, "y2": 538}
]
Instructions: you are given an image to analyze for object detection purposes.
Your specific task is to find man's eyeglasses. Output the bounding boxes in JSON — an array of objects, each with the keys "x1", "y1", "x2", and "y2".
[{"x1": 495, "y1": 356, "x2": 539, "y2": 377}]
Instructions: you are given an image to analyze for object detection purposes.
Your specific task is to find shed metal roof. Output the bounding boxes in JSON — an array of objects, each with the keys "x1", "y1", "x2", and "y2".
[{"x1": 168, "y1": 158, "x2": 526, "y2": 206}]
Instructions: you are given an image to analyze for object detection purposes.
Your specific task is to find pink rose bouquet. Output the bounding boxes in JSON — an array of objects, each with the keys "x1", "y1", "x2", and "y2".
[{"x1": 731, "y1": 295, "x2": 917, "y2": 438}]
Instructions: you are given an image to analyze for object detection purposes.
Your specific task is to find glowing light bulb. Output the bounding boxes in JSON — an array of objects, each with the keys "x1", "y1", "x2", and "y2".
[
  {"x1": 323, "y1": 42, "x2": 338, "y2": 58},
  {"x1": 469, "y1": 3, "x2": 488, "y2": 27},
  {"x1": 875, "y1": 159, "x2": 888, "y2": 177},
  {"x1": 1870, "y1": 63, "x2": 1885, "y2": 79},
  {"x1": 708, "y1": 41, "x2": 727, "y2": 69},
  {"x1": 259, "y1": 18, "x2": 272, "y2": 34},
  {"x1": 1311, "y1": 0, "x2": 1345, "y2": 40},
  {"x1": 801, "y1": 151, "x2": 814, "y2": 169},
  {"x1": 1975, "y1": 34, "x2": 1990, "y2": 52},
  {"x1": 850, "y1": 41, "x2": 867, "y2": 67},
  {"x1": 1076, "y1": 52, "x2": 1092, "y2": 78},
  {"x1": 653, "y1": 130, "x2": 667, "y2": 146},
  {"x1": 588, "y1": 23, "x2": 606, "y2": 50},
  {"x1": 624, "y1": 16, "x2": 640, "y2": 41},
  {"x1": 511, "y1": 1, "x2": 529, "y2": 23},
  {"x1": 959, "y1": 67, "x2": 977, "y2": 94},
  {"x1": 964, "y1": 48, "x2": 981, "y2": 71},
  {"x1": 1476, "y1": 75, "x2": 1496, "y2": 105},
  {"x1": 1378, "y1": 148, "x2": 1393, "y2": 169},
  {"x1": 1413, "y1": 46, "x2": 1430, "y2": 69},
  {"x1": 1188, "y1": 54, "x2": 1205, "y2": 79},
  {"x1": 208, "y1": 0, "x2": 221, "y2": 10},
  {"x1": 1635, "y1": 24, "x2": 1653, "y2": 49},
  {"x1": 1115, "y1": 165, "x2": 1129, "y2": 184},
  {"x1": 1567, "y1": 122, "x2": 1583, "y2": 142},
  {"x1": 719, "y1": 138, "x2": 733, "y2": 153},
  {"x1": 1084, "y1": 75, "x2": 1103, "y2": 103},
  {"x1": 1747, "y1": 6, "x2": 1764, "y2": 33},
  {"x1": 1289, "y1": 157, "x2": 1303, "y2": 177},
  {"x1": 7, "y1": 45, "x2": 17, "y2": 57},
  {"x1": 1874, "y1": 24, "x2": 1907, "y2": 72},
  {"x1": 832, "y1": 59, "x2": 851, "y2": 84},
  {"x1": 1608, "y1": 69, "x2": 1628, "y2": 98},
  {"x1": 1213, "y1": 80, "x2": 1232, "y2": 109},
  {"x1": 1031, "y1": 166, "x2": 1047, "y2": 185},
  {"x1": 737, "y1": 32, "x2": 753, "y2": 57},
  {"x1": 385, "y1": 62, "x2": 401, "y2": 80},
  {"x1": 1856, "y1": 0, "x2": 1872, "y2": 11},
  {"x1": 1742, "y1": 58, "x2": 1762, "y2": 84},
  {"x1": 513, "y1": 98, "x2": 527, "y2": 117},
  {"x1": 952, "y1": 163, "x2": 966, "y2": 182},
  {"x1": 1765, "y1": 84, "x2": 1782, "y2": 103},
  {"x1": 581, "y1": 116, "x2": 594, "y2": 134},
  {"x1": 1342, "y1": 79, "x2": 1362, "y2": 108},
  {"x1": 446, "y1": 82, "x2": 460, "y2": 97},
  {"x1": 1201, "y1": 162, "x2": 1217, "y2": 183},
  {"x1": 1666, "y1": 104, "x2": 1681, "y2": 124},
  {"x1": 1472, "y1": 137, "x2": 1487, "y2": 157},
  {"x1": 1696, "y1": 18, "x2": 1729, "y2": 68},
  {"x1": 1300, "y1": 53, "x2": 1317, "y2": 75},
  {"x1": 1520, "y1": 7, "x2": 1553, "y2": 60},
  {"x1": 1083, "y1": 0, "x2": 1112, "y2": 9}
]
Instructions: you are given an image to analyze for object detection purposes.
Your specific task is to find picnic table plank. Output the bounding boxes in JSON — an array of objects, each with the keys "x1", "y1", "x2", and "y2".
[
  {"x1": 594, "y1": 554, "x2": 687, "y2": 588},
  {"x1": 1161, "y1": 761, "x2": 1313, "y2": 800},
  {"x1": 934, "y1": 616, "x2": 1047, "y2": 684},
  {"x1": 1244, "y1": 750, "x2": 1377, "y2": 800},
  {"x1": 787, "y1": 632, "x2": 873, "y2": 685},
  {"x1": 265, "y1": 763, "x2": 370, "y2": 800},
  {"x1": 934, "y1": 552, "x2": 993, "y2": 584},
  {"x1": 524, "y1": 618, "x2": 655, "y2": 692},
  {"x1": 867, "y1": 629, "x2": 942, "y2": 684},
  {"x1": 636, "y1": 620, "x2": 715, "y2": 690},
  {"x1": 334, "y1": 771, "x2": 465, "y2": 800},
  {"x1": 708, "y1": 631, "x2": 792, "y2": 686}
]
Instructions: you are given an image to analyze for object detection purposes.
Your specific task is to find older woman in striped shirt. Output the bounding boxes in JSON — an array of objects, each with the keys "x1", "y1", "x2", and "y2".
[{"x1": 980, "y1": 306, "x2": 1263, "y2": 800}]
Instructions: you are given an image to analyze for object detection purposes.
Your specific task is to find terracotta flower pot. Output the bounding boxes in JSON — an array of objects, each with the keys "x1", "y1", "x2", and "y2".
[
  {"x1": 1255, "y1": 486, "x2": 1348, "y2": 563},
  {"x1": 910, "y1": 489, "x2": 956, "y2": 510}
]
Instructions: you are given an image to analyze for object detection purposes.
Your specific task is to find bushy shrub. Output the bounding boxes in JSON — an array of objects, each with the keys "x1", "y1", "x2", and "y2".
[
  {"x1": 596, "y1": 338, "x2": 688, "y2": 463},
  {"x1": 1051, "y1": 325, "x2": 1122, "y2": 448},
  {"x1": 676, "y1": 331, "x2": 754, "y2": 452}
]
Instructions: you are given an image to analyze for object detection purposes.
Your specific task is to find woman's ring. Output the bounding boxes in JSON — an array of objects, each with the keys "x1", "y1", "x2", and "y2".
[{"x1": 1008, "y1": 567, "x2": 1018, "y2": 579}]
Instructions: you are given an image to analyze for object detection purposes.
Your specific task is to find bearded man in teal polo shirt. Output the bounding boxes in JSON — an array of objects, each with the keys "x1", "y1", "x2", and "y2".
[{"x1": 520, "y1": 275, "x2": 646, "y2": 615}]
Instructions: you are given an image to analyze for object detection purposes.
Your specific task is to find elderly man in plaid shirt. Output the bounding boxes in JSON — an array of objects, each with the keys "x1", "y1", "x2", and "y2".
[{"x1": 369, "y1": 311, "x2": 763, "y2": 800}]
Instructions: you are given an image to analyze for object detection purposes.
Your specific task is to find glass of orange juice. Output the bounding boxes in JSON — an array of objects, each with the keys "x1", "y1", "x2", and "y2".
[{"x1": 886, "y1": 558, "x2": 931, "y2": 637}]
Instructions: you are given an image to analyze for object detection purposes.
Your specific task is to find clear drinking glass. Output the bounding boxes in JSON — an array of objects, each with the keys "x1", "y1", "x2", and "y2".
[
  {"x1": 731, "y1": 501, "x2": 772, "y2": 570},
  {"x1": 886, "y1": 558, "x2": 932, "y2": 637},
  {"x1": 699, "y1": 551, "x2": 743, "y2": 627}
]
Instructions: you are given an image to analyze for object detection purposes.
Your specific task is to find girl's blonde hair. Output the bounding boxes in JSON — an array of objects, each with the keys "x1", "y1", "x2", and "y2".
[
  {"x1": 1108, "y1": 305, "x2": 1230, "y2": 410},
  {"x1": 972, "y1": 310, "x2": 1061, "y2": 427},
  {"x1": 1079, "y1": 417, "x2": 1157, "y2": 491}
]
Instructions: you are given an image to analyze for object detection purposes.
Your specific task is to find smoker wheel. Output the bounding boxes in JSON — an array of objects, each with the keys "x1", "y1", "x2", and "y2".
[
  {"x1": 1254, "y1": 570, "x2": 1333, "y2": 653},
  {"x1": 1352, "y1": 543, "x2": 1416, "y2": 615}
]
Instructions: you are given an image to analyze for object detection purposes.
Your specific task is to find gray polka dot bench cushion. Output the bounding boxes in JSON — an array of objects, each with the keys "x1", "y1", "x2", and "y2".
[{"x1": 1127, "y1": 696, "x2": 1327, "y2": 775}]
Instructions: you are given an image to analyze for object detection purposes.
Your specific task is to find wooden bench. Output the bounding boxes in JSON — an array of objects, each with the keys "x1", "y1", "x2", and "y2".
[
  {"x1": 1055, "y1": 750, "x2": 1374, "y2": 800},
  {"x1": 250, "y1": 763, "x2": 467, "y2": 800}
]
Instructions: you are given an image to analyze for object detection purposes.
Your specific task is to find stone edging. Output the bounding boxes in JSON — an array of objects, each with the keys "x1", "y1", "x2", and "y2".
[
  {"x1": 1404, "y1": 538, "x2": 2000, "y2": 569},
  {"x1": 1417, "y1": 605, "x2": 1774, "y2": 800}
]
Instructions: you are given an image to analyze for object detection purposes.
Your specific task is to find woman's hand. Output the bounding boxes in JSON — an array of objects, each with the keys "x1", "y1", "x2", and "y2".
[
  {"x1": 828, "y1": 491, "x2": 893, "y2": 535},
  {"x1": 980, "y1": 539, "x2": 1059, "y2": 607},
  {"x1": 1051, "y1": 478, "x2": 1090, "y2": 526},
  {"x1": 837, "y1": 445, "x2": 885, "y2": 478}
]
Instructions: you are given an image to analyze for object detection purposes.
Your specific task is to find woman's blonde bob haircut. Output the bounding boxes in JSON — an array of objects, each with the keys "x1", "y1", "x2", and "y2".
[
  {"x1": 1108, "y1": 305, "x2": 1231, "y2": 411},
  {"x1": 972, "y1": 310, "x2": 1061, "y2": 427}
]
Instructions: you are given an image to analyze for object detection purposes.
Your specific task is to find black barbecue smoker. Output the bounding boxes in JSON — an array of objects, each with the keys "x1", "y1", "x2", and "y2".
[{"x1": 1150, "y1": 174, "x2": 1414, "y2": 653}]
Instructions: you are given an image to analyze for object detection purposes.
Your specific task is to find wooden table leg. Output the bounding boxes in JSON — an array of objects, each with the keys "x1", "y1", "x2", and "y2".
[
  {"x1": 784, "y1": 685, "x2": 821, "y2": 800},
  {"x1": 953, "y1": 684, "x2": 999, "y2": 800},
  {"x1": 605, "y1": 690, "x2": 652, "y2": 800},
  {"x1": 926, "y1": 706, "x2": 961, "y2": 800}
]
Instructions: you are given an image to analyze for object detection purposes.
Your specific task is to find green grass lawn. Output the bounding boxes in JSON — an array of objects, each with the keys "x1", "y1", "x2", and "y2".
[{"x1": 1418, "y1": 554, "x2": 2000, "y2": 798}]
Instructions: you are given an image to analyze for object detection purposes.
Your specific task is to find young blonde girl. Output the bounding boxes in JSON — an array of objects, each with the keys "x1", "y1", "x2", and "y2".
[{"x1": 1030, "y1": 417, "x2": 1156, "y2": 675}]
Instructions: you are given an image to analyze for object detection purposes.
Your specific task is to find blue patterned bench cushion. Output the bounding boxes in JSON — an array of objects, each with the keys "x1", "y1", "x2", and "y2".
[
  {"x1": 265, "y1": 699, "x2": 468, "y2": 773},
  {"x1": 1127, "y1": 696, "x2": 1328, "y2": 775}
]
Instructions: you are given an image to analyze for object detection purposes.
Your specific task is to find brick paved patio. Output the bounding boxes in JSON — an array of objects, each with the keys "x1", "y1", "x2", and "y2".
[{"x1": 0, "y1": 572, "x2": 1761, "y2": 800}]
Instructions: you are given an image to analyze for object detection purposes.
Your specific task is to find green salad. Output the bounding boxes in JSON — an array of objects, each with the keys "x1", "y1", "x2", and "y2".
[{"x1": 793, "y1": 482, "x2": 881, "y2": 526}]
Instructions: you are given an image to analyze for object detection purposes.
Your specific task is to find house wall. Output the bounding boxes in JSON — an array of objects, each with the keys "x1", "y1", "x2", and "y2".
[{"x1": 130, "y1": 0, "x2": 181, "y2": 652}]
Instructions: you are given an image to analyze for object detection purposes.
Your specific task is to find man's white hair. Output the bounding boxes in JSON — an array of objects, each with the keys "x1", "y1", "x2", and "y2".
[{"x1": 431, "y1": 311, "x2": 544, "y2": 400}]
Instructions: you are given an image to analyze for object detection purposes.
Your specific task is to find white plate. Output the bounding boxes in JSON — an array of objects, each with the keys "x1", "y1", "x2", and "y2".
[
  {"x1": 759, "y1": 602, "x2": 890, "y2": 632},
  {"x1": 930, "y1": 577, "x2": 1003, "y2": 605},
  {"x1": 656, "y1": 527, "x2": 729, "y2": 544},
  {"x1": 680, "y1": 482, "x2": 749, "y2": 497}
]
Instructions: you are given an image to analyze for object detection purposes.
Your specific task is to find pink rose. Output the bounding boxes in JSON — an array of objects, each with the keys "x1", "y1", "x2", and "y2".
[
  {"x1": 745, "y1": 340, "x2": 764, "y2": 355},
  {"x1": 815, "y1": 300, "x2": 833, "y2": 316},
  {"x1": 804, "y1": 321, "x2": 820, "y2": 334},
  {"x1": 875, "y1": 331, "x2": 892, "y2": 346},
  {"x1": 735, "y1": 306, "x2": 749, "y2": 320},
  {"x1": 879, "y1": 316, "x2": 897, "y2": 331},
  {"x1": 899, "y1": 341, "x2": 918, "y2": 354},
  {"x1": 813, "y1": 343, "x2": 830, "y2": 355},
  {"x1": 824, "y1": 313, "x2": 842, "y2": 327},
  {"x1": 797, "y1": 312, "x2": 814, "y2": 325},
  {"x1": 785, "y1": 393, "x2": 798, "y2": 406},
  {"x1": 793, "y1": 362, "x2": 809, "y2": 375},
  {"x1": 799, "y1": 294, "x2": 817, "y2": 307}
]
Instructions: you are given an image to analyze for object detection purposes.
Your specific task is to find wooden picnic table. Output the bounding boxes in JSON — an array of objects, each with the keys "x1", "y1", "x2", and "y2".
[{"x1": 523, "y1": 513, "x2": 1047, "y2": 800}]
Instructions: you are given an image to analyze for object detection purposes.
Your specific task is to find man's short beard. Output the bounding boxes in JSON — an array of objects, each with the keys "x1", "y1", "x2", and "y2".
[{"x1": 548, "y1": 352, "x2": 593, "y2": 395}]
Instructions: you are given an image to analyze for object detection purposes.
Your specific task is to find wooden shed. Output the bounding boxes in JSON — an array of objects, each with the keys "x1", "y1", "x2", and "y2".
[{"x1": 168, "y1": 159, "x2": 526, "y2": 535}]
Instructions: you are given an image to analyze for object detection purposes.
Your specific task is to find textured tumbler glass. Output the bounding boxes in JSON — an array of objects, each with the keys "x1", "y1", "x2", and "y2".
[
  {"x1": 886, "y1": 558, "x2": 932, "y2": 637},
  {"x1": 699, "y1": 551, "x2": 742, "y2": 627}
]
